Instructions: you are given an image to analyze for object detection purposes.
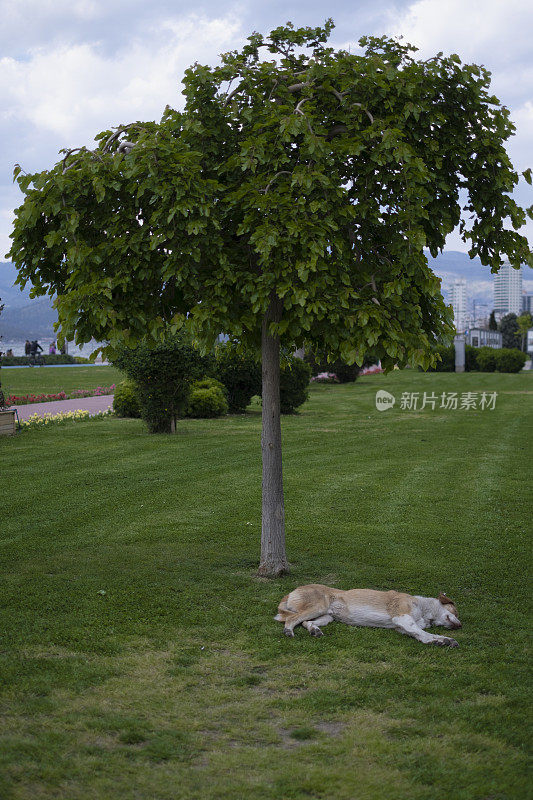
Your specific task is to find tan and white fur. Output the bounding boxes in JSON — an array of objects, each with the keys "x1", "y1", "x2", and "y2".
[{"x1": 275, "y1": 584, "x2": 462, "y2": 647}]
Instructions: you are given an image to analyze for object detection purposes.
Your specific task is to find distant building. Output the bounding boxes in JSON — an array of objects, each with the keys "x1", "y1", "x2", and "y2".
[
  {"x1": 465, "y1": 328, "x2": 502, "y2": 349},
  {"x1": 494, "y1": 263, "x2": 522, "y2": 317},
  {"x1": 522, "y1": 294, "x2": 533, "y2": 315},
  {"x1": 449, "y1": 279, "x2": 467, "y2": 332}
]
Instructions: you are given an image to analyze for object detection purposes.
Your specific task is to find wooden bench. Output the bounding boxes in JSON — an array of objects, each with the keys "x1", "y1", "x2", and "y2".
[{"x1": 0, "y1": 409, "x2": 16, "y2": 436}]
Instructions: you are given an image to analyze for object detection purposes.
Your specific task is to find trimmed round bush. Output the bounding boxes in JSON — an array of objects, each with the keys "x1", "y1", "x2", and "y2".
[
  {"x1": 113, "y1": 379, "x2": 141, "y2": 418},
  {"x1": 190, "y1": 377, "x2": 228, "y2": 398},
  {"x1": 186, "y1": 385, "x2": 229, "y2": 418},
  {"x1": 476, "y1": 347, "x2": 497, "y2": 372},
  {"x1": 279, "y1": 357, "x2": 311, "y2": 414},
  {"x1": 214, "y1": 342, "x2": 261, "y2": 413},
  {"x1": 494, "y1": 348, "x2": 527, "y2": 373}
]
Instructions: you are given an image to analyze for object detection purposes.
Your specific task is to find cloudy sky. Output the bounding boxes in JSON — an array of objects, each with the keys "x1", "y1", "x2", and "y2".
[{"x1": 1, "y1": 0, "x2": 532, "y2": 261}]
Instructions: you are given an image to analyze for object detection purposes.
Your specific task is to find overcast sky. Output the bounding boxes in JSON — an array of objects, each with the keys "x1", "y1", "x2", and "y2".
[{"x1": 1, "y1": 0, "x2": 532, "y2": 261}]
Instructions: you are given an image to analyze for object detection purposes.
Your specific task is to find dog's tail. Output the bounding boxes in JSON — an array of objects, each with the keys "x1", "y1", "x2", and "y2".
[{"x1": 274, "y1": 594, "x2": 291, "y2": 622}]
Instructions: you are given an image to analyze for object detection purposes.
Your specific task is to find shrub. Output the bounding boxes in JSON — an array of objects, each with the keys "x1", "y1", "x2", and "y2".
[
  {"x1": 305, "y1": 345, "x2": 379, "y2": 382},
  {"x1": 113, "y1": 380, "x2": 142, "y2": 418},
  {"x1": 494, "y1": 348, "x2": 527, "y2": 373},
  {"x1": 112, "y1": 335, "x2": 209, "y2": 433},
  {"x1": 0, "y1": 353, "x2": 77, "y2": 366},
  {"x1": 304, "y1": 350, "x2": 357, "y2": 383},
  {"x1": 186, "y1": 385, "x2": 229, "y2": 418},
  {"x1": 476, "y1": 347, "x2": 497, "y2": 372},
  {"x1": 214, "y1": 343, "x2": 261, "y2": 413},
  {"x1": 426, "y1": 345, "x2": 455, "y2": 372},
  {"x1": 465, "y1": 345, "x2": 478, "y2": 372},
  {"x1": 190, "y1": 377, "x2": 228, "y2": 398},
  {"x1": 279, "y1": 357, "x2": 311, "y2": 414}
]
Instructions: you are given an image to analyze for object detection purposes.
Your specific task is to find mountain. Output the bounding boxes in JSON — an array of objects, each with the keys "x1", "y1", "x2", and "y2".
[
  {"x1": 0, "y1": 262, "x2": 32, "y2": 309},
  {"x1": 0, "y1": 261, "x2": 57, "y2": 339},
  {"x1": 0, "y1": 296, "x2": 57, "y2": 340}
]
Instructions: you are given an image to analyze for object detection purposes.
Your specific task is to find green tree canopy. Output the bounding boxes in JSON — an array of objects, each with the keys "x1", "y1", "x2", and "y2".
[
  {"x1": 7, "y1": 20, "x2": 532, "y2": 574},
  {"x1": 8, "y1": 20, "x2": 531, "y2": 368},
  {"x1": 516, "y1": 311, "x2": 533, "y2": 351},
  {"x1": 499, "y1": 312, "x2": 521, "y2": 349}
]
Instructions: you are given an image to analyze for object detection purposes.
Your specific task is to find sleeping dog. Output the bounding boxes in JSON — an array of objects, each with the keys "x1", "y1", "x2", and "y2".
[{"x1": 275, "y1": 584, "x2": 462, "y2": 647}]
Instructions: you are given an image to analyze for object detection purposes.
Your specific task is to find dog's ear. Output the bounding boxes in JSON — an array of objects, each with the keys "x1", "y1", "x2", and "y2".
[{"x1": 438, "y1": 592, "x2": 454, "y2": 606}]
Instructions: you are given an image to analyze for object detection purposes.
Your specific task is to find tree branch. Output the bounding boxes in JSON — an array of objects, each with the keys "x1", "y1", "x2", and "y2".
[
  {"x1": 224, "y1": 84, "x2": 244, "y2": 106},
  {"x1": 263, "y1": 171, "x2": 292, "y2": 194},
  {"x1": 287, "y1": 82, "x2": 311, "y2": 93},
  {"x1": 326, "y1": 124, "x2": 349, "y2": 139},
  {"x1": 329, "y1": 86, "x2": 346, "y2": 103},
  {"x1": 62, "y1": 148, "x2": 85, "y2": 174},
  {"x1": 351, "y1": 103, "x2": 374, "y2": 124}
]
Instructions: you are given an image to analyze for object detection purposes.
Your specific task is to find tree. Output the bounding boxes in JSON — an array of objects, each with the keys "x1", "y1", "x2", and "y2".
[
  {"x1": 488, "y1": 310, "x2": 498, "y2": 331},
  {"x1": 7, "y1": 21, "x2": 532, "y2": 575},
  {"x1": 498, "y1": 313, "x2": 521, "y2": 349},
  {"x1": 516, "y1": 312, "x2": 533, "y2": 351}
]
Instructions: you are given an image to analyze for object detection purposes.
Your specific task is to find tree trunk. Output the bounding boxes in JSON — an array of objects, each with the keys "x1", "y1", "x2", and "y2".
[{"x1": 257, "y1": 294, "x2": 289, "y2": 577}]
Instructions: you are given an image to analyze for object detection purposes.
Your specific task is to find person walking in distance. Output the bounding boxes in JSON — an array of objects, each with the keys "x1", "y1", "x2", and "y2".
[{"x1": 29, "y1": 340, "x2": 43, "y2": 366}]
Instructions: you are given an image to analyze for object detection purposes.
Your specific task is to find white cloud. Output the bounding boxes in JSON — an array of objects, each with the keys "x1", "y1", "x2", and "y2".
[
  {"x1": 385, "y1": 0, "x2": 532, "y2": 61},
  {"x1": 0, "y1": 13, "x2": 243, "y2": 147},
  {"x1": 385, "y1": 0, "x2": 533, "y2": 251},
  {"x1": 386, "y1": 0, "x2": 533, "y2": 113}
]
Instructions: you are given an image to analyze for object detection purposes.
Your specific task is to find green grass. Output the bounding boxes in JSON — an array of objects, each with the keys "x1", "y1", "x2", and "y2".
[
  {"x1": 1, "y1": 370, "x2": 531, "y2": 799},
  {"x1": 1, "y1": 365, "x2": 123, "y2": 397}
]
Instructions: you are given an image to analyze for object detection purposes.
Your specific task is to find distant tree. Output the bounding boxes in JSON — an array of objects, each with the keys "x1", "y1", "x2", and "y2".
[
  {"x1": 516, "y1": 312, "x2": 533, "y2": 351},
  {"x1": 488, "y1": 310, "x2": 498, "y2": 331},
  {"x1": 7, "y1": 21, "x2": 533, "y2": 575},
  {"x1": 498, "y1": 313, "x2": 521, "y2": 349}
]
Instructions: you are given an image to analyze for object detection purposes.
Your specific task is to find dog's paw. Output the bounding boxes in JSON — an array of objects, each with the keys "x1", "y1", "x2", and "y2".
[
  {"x1": 443, "y1": 637, "x2": 459, "y2": 648},
  {"x1": 310, "y1": 626, "x2": 324, "y2": 637},
  {"x1": 431, "y1": 637, "x2": 458, "y2": 647},
  {"x1": 284, "y1": 628, "x2": 294, "y2": 638}
]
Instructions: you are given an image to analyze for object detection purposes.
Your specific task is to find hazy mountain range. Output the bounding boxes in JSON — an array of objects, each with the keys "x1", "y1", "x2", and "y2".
[{"x1": 1, "y1": 253, "x2": 532, "y2": 340}]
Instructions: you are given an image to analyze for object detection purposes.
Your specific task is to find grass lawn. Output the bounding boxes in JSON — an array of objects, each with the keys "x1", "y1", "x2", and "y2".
[
  {"x1": 1, "y1": 370, "x2": 531, "y2": 799},
  {"x1": 1, "y1": 365, "x2": 123, "y2": 397}
]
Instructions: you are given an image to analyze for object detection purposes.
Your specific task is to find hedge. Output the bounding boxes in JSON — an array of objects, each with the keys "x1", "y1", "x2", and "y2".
[
  {"x1": 427, "y1": 345, "x2": 527, "y2": 373},
  {"x1": 0, "y1": 354, "x2": 79, "y2": 366}
]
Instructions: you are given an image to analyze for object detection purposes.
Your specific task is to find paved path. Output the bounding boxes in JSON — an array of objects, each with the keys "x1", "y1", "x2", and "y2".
[
  {"x1": 5, "y1": 363, "x2": 111, "y2": 369},
  {"x1": 11, "y1": 394, "x2": 114, "y2": 421}
]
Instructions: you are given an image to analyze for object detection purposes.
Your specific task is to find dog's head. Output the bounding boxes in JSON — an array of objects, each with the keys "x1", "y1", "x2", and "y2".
[{"x1": 437, "y1": 592, "x2": 462, "y2": 629}]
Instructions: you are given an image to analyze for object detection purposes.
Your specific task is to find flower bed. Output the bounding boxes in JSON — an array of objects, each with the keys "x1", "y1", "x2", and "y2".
[
  {"x1": 6, "y1": 385, "x2": 115, "y2": 406},
  {"x1": 19, "y1": 409, "x2": 112, "y2": 430},
  {"x1": 311, "y1": 372, "x2": 339, "y2": 383}
]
